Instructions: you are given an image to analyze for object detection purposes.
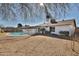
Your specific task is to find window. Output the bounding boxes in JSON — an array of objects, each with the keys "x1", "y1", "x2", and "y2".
[{"x1": 50, "y1": 27, "x2": 55, "y2": 32}]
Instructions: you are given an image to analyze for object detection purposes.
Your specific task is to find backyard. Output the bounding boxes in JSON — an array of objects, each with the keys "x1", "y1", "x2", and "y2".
[{"x1": 0, "y1": 33, "x2": 79, "y2": 56}]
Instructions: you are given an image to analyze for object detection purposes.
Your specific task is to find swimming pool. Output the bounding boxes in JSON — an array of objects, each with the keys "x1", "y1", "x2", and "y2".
[{"x1": 9, "y1": 32, "x2": 29, "y2": 36}]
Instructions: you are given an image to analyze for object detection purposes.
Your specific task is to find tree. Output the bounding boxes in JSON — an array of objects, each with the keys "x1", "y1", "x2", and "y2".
[{"x1": 17, "y1": 23, "x2": 22, "y2": 28}]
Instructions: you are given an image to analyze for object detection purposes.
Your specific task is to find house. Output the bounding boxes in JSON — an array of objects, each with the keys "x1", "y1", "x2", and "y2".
[
  {"x1": 21, "y1": 26, "x2": 38, "y2": 35},
  {"x1": 3, "y1": 19, "x2": 75, "y2": 37},
  {"x1": 37, "y1": 19, "x2": 76, "y2": 36}
]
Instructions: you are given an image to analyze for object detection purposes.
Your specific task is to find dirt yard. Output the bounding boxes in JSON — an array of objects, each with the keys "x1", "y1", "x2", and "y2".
[{"x1": 0, "y1": 35, "x2": 79, "y2": 56}]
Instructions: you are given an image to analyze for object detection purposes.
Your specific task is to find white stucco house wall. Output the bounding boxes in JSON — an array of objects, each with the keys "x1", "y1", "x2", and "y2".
[
  {"x1": 21, "y1": 19, "x2": 76, "y2": 37},
  {"x1": 38, "y1": 19, "x2": 76, "y2": 36},
  {"x1": 22, "y1": 27, "x2": 38, "y2": 35}
]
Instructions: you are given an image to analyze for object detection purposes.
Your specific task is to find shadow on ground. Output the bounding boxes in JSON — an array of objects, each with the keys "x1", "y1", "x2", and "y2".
[{"x1": 32, "y1": 33, "x2": 71, "y2": 40}]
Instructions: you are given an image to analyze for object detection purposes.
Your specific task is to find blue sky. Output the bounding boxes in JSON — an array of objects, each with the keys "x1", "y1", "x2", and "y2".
[
  {"x1": 0, "y1": 4, "x2": 79, "y2": 27},
  {"x1": 58, "y1": 4, "x2": 79, "y2": 27}
]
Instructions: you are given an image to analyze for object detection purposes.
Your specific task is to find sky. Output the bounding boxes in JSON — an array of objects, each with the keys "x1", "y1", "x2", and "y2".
[
  {"x1": 58, "y1": 4, "x2": 79, "y2": 27},
  {"x1": 0, "y1": 4, "x2": 79, "y2": 27}
]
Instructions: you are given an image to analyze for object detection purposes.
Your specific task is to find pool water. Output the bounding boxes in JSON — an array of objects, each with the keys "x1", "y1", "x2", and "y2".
[{"x1": 9, "y1": 32, "x2": 29, "y2": 36}]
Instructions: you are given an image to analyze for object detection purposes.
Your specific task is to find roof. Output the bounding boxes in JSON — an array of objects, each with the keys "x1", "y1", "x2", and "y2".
[
  {"x1": 58, "y1": 19, "x2": 76, "y2": 27},
  {"x1": 37, "y1": 19, "x2": 76, "y2": 27}
]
